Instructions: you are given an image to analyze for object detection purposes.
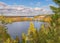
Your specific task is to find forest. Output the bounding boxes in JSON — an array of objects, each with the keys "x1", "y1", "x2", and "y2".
[{"x1": 0, "y1": 0, "x2": 60, "y2": 43}]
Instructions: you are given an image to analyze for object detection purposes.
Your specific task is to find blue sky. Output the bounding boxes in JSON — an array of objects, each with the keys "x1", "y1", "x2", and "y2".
[
  {"x1": 0, "y1": 0, "x2": 56, "y2": 16},
  {"x1": 0, "y1": 0, "x2": 56, "y2": 7}
]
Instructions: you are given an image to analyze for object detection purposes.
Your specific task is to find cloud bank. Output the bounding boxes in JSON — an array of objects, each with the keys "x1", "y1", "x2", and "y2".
[{"x1": 0, "y1": 2, "x2": 52, "y2": 16}]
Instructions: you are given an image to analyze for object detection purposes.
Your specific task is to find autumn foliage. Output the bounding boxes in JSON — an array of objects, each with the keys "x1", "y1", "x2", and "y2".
[{"x1": 0, "y1": 0, "x2": 60, "y2": 43}]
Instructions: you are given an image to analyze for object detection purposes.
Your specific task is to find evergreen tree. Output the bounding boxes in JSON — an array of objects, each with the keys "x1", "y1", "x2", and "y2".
[
  {"x1": 50, "y1": 0, "x2": 60, "y2": 27},
  {"x1": 37, "y1": 0, "x2": 60, "y2": 43}
]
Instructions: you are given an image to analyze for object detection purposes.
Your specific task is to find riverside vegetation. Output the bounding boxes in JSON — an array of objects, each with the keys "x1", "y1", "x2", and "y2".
[{"x1": 0, "y1": 0, "x2": 60, "y2": 43}]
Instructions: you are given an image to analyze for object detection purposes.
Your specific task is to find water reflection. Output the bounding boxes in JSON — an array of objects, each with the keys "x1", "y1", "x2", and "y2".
[{"x1": 6, "y1": 21, "x2": 44, "y2": 39}]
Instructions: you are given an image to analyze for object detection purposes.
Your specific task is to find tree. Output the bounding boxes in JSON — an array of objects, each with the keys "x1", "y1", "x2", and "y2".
[
  {"x1": 22, "y1": 33, "x2": 26, "y2": 43},
  {"x1": 53, "y1": 0, "x2": 60, "y2": 7},
  {"x1": 27, "y1": 22, "x2": 40, "y2": 43},
  {"x1": 0, "y1": 14, "x2": 19, "y2": 43},
  {"x1": 46, "y1": 0, "x2": 60, "y2": 43},
  {"x1": 50, "y1": 0, "x2": 60, "y2": 29},
  {"x1": 0, "y1": 15, "x2": 11, "y2": 43}
]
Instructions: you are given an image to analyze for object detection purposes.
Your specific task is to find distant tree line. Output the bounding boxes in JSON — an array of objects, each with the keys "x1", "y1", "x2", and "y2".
[{"x1": 0, "y1": 0, "x2": 60, "y2": 43}]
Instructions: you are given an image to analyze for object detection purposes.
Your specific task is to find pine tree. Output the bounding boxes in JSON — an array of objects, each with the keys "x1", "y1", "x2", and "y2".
[
  {"x1": 50, "y1": 0, "x2": 60, "y2": 28},
  {"x1": 21, "y1": 0, "x2": 60, "y2": 43},
  {"x1": 46, "y1": 0, "x2": 60, "y2": 43},
  {"x1": 38, "y1": 0, "x2": 60, "y2": 43}
]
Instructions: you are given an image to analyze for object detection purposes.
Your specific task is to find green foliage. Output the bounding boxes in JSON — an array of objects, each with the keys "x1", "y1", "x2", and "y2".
[
  {"x1": 27, "y1": 22, "x2": 39, "y2": 43},
  {"x1": 21, "y1": 0, "x2": 60, "y2": 43},
  {"x1": 0, "y1": 15, "x2": 20, "y2": 43},
  {"x1": 0, "y1": 25, "x2": 10, "y2": 43},
  {"x1": 53, "y1": 0, "x2": 60, "y2": 5},
  {"x1": 0, "y1": 0, "x2": 60, "y2": 43}
]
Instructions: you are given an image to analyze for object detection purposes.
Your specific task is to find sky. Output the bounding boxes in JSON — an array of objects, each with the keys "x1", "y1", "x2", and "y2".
[{"x1": 0, "y1": 0, "x2": 56, "y2": 16}]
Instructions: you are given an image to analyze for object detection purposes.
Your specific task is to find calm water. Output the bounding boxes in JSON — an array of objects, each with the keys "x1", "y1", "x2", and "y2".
[{"x1": 6, "y1": 21, "x2": 44, "y2": 39}]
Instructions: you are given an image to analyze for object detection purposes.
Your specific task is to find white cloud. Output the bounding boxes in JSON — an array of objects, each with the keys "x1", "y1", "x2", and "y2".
[
  {"x1": 0, "y1": 2, "x2": 52, "y2": 16},
  {"x1": 0, "y1": 2, "x2": 7, "y2": 9},
  {"x1": 34, "y1": 7, "x2": 41, "y2": 11},
  {"x1": 0, "y1": 2, "x2": 7, "y2": 6}
]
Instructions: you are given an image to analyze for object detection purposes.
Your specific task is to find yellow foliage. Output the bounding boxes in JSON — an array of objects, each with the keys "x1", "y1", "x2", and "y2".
[
  {"x1": 14, "y1": 40, "x2": 18, "y2": 43},
  {"x1": 28, "y1": 22, "x2": 36, "y2": 35},
  {"x1": 0, "y1": 16, "x2": 5, "y2": 21},
  {"x1": 5, "y1": 38, "x2": 11, "y2": 43},
  {"x1": 41, "y1": 24, "x2": 49, "y2": 34},
  {"x1": 46, "y1": 40, "x2": 55, "y2": 43},
  {"x1": 44, "y1": 17, "x2": 52, "y2": 23},
  {"x1": 22, "y1": 33, "x2": 26, "y2": 40}
]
